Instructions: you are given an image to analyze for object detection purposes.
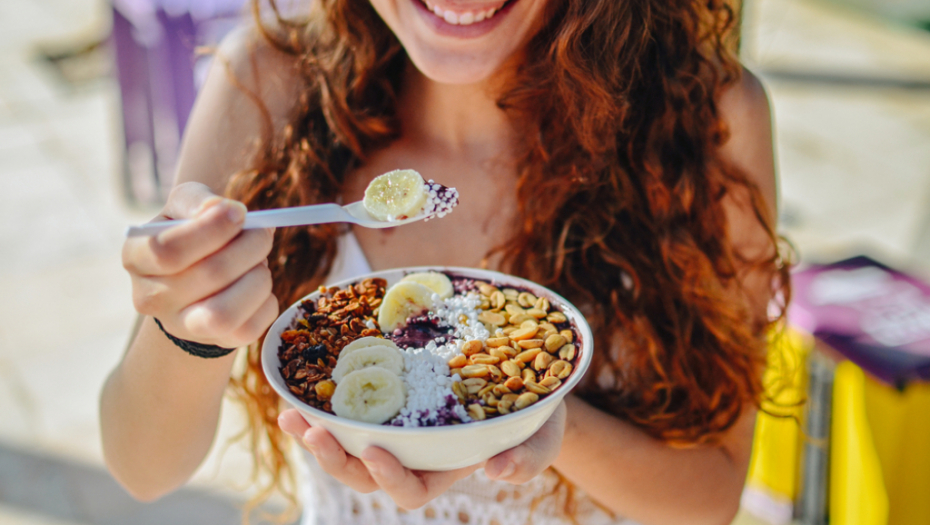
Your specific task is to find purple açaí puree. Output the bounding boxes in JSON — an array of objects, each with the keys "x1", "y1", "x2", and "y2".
[{"x1": 389, "y1": 314, "x2": 454, "y2": 349}]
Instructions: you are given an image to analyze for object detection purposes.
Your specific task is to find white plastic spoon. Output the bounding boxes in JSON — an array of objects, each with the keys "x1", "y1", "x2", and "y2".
[{"x1": 125, "y1": 201, "x2": 430, "y2": 238}]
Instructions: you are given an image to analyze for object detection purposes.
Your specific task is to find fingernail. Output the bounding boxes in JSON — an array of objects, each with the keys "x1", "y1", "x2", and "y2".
[
  {"x1": 227, "y1": 201, "x2": 247, "y2": 224},
  {"x1": 494, "y1": 462, "x2": 515, "y2": 480},
  {"x1": 195, "y1": 196, "x2": 224, "y2": 217},
  {"x1": 362, "y1": 459, "x2": 381, "y2": 475}
]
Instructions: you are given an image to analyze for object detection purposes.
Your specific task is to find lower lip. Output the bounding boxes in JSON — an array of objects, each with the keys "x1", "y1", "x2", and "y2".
[{"x1": 411, "y1": 0, "x2": 518, "y2": 39}]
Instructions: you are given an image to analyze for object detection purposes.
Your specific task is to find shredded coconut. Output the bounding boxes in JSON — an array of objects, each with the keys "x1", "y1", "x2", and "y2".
[{"x1": 390, "y1": 292, "x2": 488, "y2": 427}]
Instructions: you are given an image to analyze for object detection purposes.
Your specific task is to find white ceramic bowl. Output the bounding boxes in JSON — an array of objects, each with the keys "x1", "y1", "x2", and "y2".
[{"x1": 261, "y1": 267, "x2": 592, "y2": 471}]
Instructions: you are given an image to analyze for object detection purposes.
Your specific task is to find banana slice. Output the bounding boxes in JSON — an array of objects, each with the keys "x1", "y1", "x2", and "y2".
[
  {"x1": 401, "y1": 271, "x2": 454, "y2": 299},
  {"x1": 363, "y1": 169, "x2": 428, "y2": 221},
  {"x1": 331, "y1": 367, "x2": 407, "y2": 424},
  {"x1": 332, "y1": 345, "x2": 405, "y2": 384},
  {"x1": 378, "y1": 281, "x2": 436, "y2": 332},
  {"x1": 341, "y1": 336, "x2": 400, "y2": 358}
]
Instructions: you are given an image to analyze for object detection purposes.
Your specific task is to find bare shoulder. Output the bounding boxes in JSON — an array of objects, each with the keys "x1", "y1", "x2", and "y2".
[
  {"x1": 173, "y1": 24, "x2": 305, "y2": 193},
  {"x1": 717, "y1": 67, "x2": 777, "y2": 219}
]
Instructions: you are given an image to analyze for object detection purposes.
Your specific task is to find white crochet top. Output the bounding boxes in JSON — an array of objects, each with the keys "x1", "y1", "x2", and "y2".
[{"x1": 297, "y1": 233, "x2": 633, "y2": 525}]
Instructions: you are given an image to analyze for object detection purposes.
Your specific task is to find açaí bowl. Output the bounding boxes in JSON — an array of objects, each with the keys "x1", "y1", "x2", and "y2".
[{"x1": 261, "y1": 267, "x2": 592, "y2": 471}]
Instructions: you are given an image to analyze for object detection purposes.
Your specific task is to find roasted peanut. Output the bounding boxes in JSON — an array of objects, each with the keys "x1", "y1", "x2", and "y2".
[
  {"x1": 470, "y1": 354, "x2": 501, "y2": 365},
  {"x1": 448, "y1": 354, "x2": 467, "y2": 368},
  {"x1": 517, "y1": 339, "x2": 544, "y2": 349},
  {"x1": 525, "y1": 308, "x2": 547, "y2": 319},
  {"x1": 549, "y1": 360, "x2": 573, "y2": 379},
  {"x1": 515, "y1": 348, "x2": 542, "y2": 363},
  {"x1": 489, "y1": 347, "x2": 510, "y2": 360},
  {"x1": 545, "y1": 334, "x2": 567, "y2": 352},
  {"x1": 478, "y1": 383, "x2": 496, "y2": 398},
  {"x1": 462, "y1": 378, "x2": 488, "y2": 394},
  {"x1": 462, "y1": 339, "x2": 484, "y2": 356},
  {"x1": 492, "y1": 384, "x2": 513, "y2": 397},
  {"x1": 501, "y1": 360, "x2": 522, "y2": 378},
  {"x1": 510, "y1": 326, "x2": 539, "y2": 341},
  {"x1": 490, "y1": 291, "x2": 506, "y2": 310},
  {"x1": 468, "y1": 404, "x2": 487, "y2": 421},
  {"x1": 478, "y1": 311, "x2": 506, "y2": 326},
  {"x1": 461, "y1": 364, "x2": 489, "y2": 378},
  {"x1": 517, "y1": 292, "x2": 537, "y2": 308},
  {"x1": 504, "y1": 304, "x2": 525, "y2": 317},
  {"x1": 509, "y1": 313, "x2": 534, "y2": 325},
  {"x1": 515, "y1": 392, "x2": 539, "y2": 410},
  {"x1": 539, "y1": 376, "x2": 562, "y2": 389},
  {"x1": 452, "y1": 381, "x2": 467, "y2": 401},
  {"x1": 534, "y1": 352, "x2": 555, "y2": 371},
  {"x1": 486, "y1": 336, "x2": 511, "y2": 348},
  {"x1": 534, "y1": 297, "x2": 550, "y2": 312},
  {"x1": 547, "y1": 311, "x2": 567, "y2": 323},
  {"x1": 558, "y1": 344, "x2": 576, "y2": 361},
  {"x1": 525, "y1": 381, "x2": 551, "y2": 395},
  {"x1": 560, "y1": 329, "x2": 573, "y2": 343},
  {"x1": 479, "y1": 283, "x2": 499, "y2": 297},
  {"x1": 504, "y1": 376, "x2": 525, "y2": 391}
]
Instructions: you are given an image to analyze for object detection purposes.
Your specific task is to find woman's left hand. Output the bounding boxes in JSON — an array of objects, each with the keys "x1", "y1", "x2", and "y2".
[{"x1": 278, "y1": 399, "x2": 567, "y2": 509}]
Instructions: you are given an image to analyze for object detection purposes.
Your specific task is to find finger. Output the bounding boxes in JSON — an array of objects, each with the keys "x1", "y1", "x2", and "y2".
[
  {"x1": 148, "y1": 227, "x2": 274, "y2": 312},
  {"x1": 360, "y1": 447, "x2": 480, "y2": 510},
  {"x1": 176, "y1": 263, "x2": 273, "y2": 345},
  {"x1": 278, "y1": 409, "x2": 311, "y2": 437},
  {"x1": 227, "y1": 293, "x2": 279, "y2": 347},
  {"x1": 302, "y1": 426, "x2": 379, "y2": 493},
  {"x1": 124, "y1": 197, "x2": 248, "y2": 278}
]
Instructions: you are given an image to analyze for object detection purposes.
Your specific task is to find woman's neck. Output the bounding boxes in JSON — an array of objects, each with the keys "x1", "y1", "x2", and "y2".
[{"x1": 396, "y1": 62, "x2": 515, "y2": 161}]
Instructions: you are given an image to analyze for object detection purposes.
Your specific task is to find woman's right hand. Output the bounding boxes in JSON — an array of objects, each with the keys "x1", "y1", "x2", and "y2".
[{"x1": 121, "y1": 182, "x2": 278, "y2": 348}]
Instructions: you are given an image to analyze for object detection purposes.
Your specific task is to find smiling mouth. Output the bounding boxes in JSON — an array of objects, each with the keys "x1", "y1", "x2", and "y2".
[{"x1": 419, "y1": 0, "x2": 511, "y2": 26}]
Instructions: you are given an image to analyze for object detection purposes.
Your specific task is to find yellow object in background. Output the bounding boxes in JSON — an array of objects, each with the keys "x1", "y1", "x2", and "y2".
[
  {"x1": 830, "y1": 361, "x2": 888, "y2": 525},
  {"x1": 745, "y1": 329, "x2": 930, "y2": 525},
  {"x1": 744, "y1": 329, "x2": 809, "y2": 521},
  {"x1": 863, "y1": 374, "x2": 930, "y2": 525}
]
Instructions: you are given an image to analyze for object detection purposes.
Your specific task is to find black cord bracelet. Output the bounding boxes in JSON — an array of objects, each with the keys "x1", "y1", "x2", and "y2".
[{"x1": 153, "y1": 318, "x2": 238, "y2": 359}]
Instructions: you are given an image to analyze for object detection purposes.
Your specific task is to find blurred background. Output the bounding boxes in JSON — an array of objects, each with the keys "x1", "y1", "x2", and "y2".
[{"x1": 0, "y1": 0, "x2": 929, "y2": 524}]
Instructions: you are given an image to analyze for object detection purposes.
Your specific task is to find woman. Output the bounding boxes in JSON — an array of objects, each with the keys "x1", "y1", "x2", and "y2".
[{"x1": 102, "y1": 0, "x2": 790, "y2": 524}]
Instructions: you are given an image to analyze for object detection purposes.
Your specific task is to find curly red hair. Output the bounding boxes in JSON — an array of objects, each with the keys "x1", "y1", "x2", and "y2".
[{"x1": 224, "y1": 0, "x2": 791, "y2": 517}]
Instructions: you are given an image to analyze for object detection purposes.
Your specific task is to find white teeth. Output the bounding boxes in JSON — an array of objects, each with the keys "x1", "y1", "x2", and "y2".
[{"x1": 424, "y1": 2, "x2": 503, "y2": 26}]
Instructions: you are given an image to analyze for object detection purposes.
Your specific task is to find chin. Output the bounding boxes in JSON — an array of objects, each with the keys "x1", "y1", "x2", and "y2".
[{"x1": 408, "y1": 52, "x2": 505, "y2": 85}]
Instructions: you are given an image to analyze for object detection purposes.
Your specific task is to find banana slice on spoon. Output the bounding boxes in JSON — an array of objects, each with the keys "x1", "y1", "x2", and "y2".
[{"x1": 363, "y1": 169, "x2": 458, "y2": 222}]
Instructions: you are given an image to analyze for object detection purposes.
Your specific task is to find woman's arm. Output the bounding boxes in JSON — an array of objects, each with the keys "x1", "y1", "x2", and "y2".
[
  {"x1": 528, "y1": 69, "x2": 778, "y2": 525},
  {"x1": 100, "y1": 28, "x2": 299, "y2": 501}
]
